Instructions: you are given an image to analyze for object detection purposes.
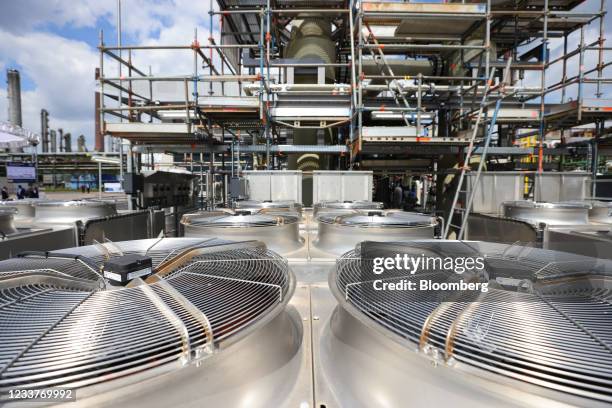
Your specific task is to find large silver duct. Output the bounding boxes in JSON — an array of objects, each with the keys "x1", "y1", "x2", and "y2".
[
  {"x1": 6, "y1": 69, "x2": 22, "y2": 128},
  {"x1": 285, "y1": 19, "x2": 336, "y2": 82},
  {"x1": 285, "y1": 19, "x2": 337, "y2": 205}
]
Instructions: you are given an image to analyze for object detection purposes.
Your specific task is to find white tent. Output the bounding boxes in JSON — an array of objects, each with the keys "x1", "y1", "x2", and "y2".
[{"x1": 0, "y1": 122, "x2": 38, "y2": 149}]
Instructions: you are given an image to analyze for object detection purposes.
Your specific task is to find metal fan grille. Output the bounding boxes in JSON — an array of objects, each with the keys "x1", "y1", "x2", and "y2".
[
  {"x1": 314, "y1": 200, "x2": 383, "y2": 214},
  {"x1": 318, "y1": 211, "x2": 435, "y2": 227},
  {"x1": 235, "y1": 200, "x2": 302, "y2": 210},
  {"x1": 0, "y1": 257, "x2": 102, "y2": 282},
  {"x1": 0, "y1": 238, "x2": 292, "y2": 393},
  {"x1": 333, "y1": 241, "x2": 612, "y2": 403},
  {"x1": 182, "y1": 212, "x2": 298, "y2": 228}
]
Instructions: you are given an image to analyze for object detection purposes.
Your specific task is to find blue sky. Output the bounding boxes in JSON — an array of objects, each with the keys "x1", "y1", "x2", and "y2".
[
  {"x1": 0, "y1": 0, "x2": 609, "y2": 150},
  {"x1": 0, "y1": 0, "x2": 214, "y2": 149}
]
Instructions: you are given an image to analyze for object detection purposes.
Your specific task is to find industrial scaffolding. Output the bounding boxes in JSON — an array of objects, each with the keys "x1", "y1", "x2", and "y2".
[{"x1": 96, "y1": 0, "x2": 610, "y2": 176}]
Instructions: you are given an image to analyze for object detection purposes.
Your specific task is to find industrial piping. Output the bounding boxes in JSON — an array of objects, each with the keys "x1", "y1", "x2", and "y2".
[{"x1": 285, "y1": 18, "x2": 336, "y2": 205}]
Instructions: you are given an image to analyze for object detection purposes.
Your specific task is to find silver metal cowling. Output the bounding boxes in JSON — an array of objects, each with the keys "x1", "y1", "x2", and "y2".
[
  {"x1": 181, "y1": 211, "x2": 304, "y2": 256},
  {"x1": 0, "y1": 199, "x2": 38, "y2": 220},
  {"x1": 234, "y1": 200, "x2": 303, "y2": 215},
  {"x1": 0, "y1": 238, "x2": 298, "y2": 407},
  {"x1": 34, "y1": 200, "x2": 118, "y2": 224},
  {"x1": 314, "y1": 211, "x2": 437, "y2": 256},
  {"x1": 327, "y1": 240, "x2": 612, "y2": 406},
  {"x1": 501, "y1": 201, "x2": 590, "y2": 225},
  {"x1": 586, "y1": 201, "x2": 612, "y2": 223},
  {"x1": 0, "y1": 208, "x2": 18, "y2": 235},
  {"x1": 313, "y1": 200, "x2": 384, "y2": 215}
]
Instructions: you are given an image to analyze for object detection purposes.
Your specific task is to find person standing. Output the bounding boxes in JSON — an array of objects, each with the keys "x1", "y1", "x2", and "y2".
[
  {"x1": 1, "y1": 187, "x2": 8, "y2": 200},
  {"x1": 16, "y1": 185, "x2": 25, "y2": 200},
  {"x1": 393, "y1": 182, "x2": 404, "y2": 209}
]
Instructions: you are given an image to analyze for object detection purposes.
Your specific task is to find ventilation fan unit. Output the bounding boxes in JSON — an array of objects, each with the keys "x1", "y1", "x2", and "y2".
[
  {"x1": 313, "y1": 210, "x2": 438, "y2": 256},
  {"x1": 320, "y1": 240, "x2": 612, "y2": 407},
  {"x1": 181, "y1": 211, "x2": 304, "y2": 255},
  {"x1": 0, "y1": 238, "x2": 304, "y2": 407}
]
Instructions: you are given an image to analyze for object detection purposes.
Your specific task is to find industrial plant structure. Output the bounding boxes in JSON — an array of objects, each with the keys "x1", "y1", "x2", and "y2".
[
  {"x1": 95, "y1": 0, "x2": 610, "y2": 207},
  {"x1": 0, "y1": 1, "x2": 611, "y2": 407}
]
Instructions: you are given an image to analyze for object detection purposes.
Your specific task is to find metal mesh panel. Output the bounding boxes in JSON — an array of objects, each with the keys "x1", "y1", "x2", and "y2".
[
  {"x1": 0, "y1": 238, "x2": 292, "y2": 393},
  {"x1": 0, "y1": 257, "x2": 102, "y2": 282},
  {"x1": 333, "y1": 241, "x2": 612, "y2": 403}
]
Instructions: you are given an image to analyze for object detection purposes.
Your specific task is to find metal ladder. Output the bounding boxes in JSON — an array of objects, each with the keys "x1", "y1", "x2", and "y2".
[
  {"x1": 455, "y1": 97, "x2": 503, "y2": 240},
  {"x1": 442, "y1": 68, "x2": 498, "y2": 240},
  {"x1": 443, "y1": 57, "x2": 514, "y2": 240}
]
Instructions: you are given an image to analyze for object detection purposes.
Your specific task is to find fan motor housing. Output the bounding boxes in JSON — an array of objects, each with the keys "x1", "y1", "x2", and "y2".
[{"x1": 103, "y1": 254, "x2": 153, "y2": 284}]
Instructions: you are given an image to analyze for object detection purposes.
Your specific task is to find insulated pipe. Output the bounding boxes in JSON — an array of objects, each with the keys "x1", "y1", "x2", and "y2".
[{"x1": 284, "y1": 18, "x2": 337, "y2": 205}]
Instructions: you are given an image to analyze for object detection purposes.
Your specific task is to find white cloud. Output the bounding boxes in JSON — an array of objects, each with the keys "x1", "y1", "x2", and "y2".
[
  {"x1": 0, "y1": 0, "x2": 113, "y2": 33},
  {"x1": 1, "y1": 0, "x2": 609, "y2": 151},
  {"x1": 0, "y1": 30, "x2": 98, "y2": 149},
  {"x1": 1, "y1": 0, "x2": 218, "y2": 150}
]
